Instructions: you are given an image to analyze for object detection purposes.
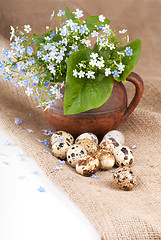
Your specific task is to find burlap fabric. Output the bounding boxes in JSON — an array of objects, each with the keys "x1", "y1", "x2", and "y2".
[{"x1": 0, "y1": 0, "x2": 161, "y2": 239}]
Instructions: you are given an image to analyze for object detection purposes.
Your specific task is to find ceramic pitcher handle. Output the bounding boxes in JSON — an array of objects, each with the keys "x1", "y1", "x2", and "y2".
[{"x1": 122, "y1": 72, "x2": 144, "y2": 121}]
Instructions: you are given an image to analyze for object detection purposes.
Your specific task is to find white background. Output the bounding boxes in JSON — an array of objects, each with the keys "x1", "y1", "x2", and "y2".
[{"x1": 0, "y1": 129, "x2": 100, "y2": 240}]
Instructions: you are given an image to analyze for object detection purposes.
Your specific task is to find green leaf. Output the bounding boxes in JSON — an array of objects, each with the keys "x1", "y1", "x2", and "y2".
[
  {"x1": 93, "y1": 43, "x2": 110, "y2": 64},
  {"x1": 86, "y1": 47, "x2": 93, "y2": 59},
  {"x1": 51, "y1": 34, "x2": 61, "y2": 42},
  {"x1": 65, "y1": 6, "x2": 75, "y2": 21},
  {"x1": 115, "y1": 39, "x2": 142, "y2": 81},
  {"x1": 85, "y1": 16, "x2": 111, "y2": 33},
  {"x1": 97, "y1": 72, "x2": 105, "y2": 81},
  {"x1": 78, "y1": 43, "x2": 85, "y2": 50},
  {"x1": 64, "y1": 49, "x2": 114, "y2": 115}
]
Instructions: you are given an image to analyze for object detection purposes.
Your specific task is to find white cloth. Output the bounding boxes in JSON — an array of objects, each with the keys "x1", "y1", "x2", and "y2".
[{"x1": 0, "y1": 130, "x2": 100, "y2": 240}]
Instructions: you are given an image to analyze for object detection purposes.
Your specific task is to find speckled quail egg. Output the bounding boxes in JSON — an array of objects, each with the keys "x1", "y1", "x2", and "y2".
[
  {"x1": 99, "y1": 138, "x2": 120, "y2": 152},
  {"x1": 51, "y1": 140, "x2": 71, "y2": 159},
  {"x1": 51, "y1": 131, "x2": 74, "y2": 145},
  {"x1": 94, "y1": 149, "x2": 115, "y2": 170},
  {"x1": 76, "y1": 138, "x2": 98, "y2": 155},
  {"x1": 75, "y1": 132, "x2": 98, "y2": 144},
  {"x1": 113, "y1": 145, "x2": 134, "y2": 167},
  {"x1": 67, "y1": 144, "x2": 87, "y2": 168},
  {"x1": 113, "y1": 166, "x2": 137, "y2": 190},
  {"x1": 103, "y1": 130, "x2": 125, "y2": 145},
  {"x1": 76, "y1": 155, "x2": 99, "y2": 177}
]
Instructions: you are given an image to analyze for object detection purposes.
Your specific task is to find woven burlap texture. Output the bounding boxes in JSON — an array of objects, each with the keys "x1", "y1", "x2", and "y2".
[{"x1": 0, "y1": 0, "x2": 161, "y2": 239}]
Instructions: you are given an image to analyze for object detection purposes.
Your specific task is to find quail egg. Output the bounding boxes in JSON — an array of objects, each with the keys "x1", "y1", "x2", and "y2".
[
  {"x1": 51, "y1": 131, "x2": 74, "y2": 145},
  {"x1": 113, "y1": 166, "x2": 137, "y2": 190},
  {"x1": 113, "y1": 145, "x2": 134, "y2": 167},
  {"x1": 99, "y1": 138, "x2": 120, "y2": 152},
  {"x1": 51, "y1": 140, "x2": 71, "y2": 159},
  {"x1": 94, "y1": 149, "x2": 115, "y2": 170},
  {"x1": 75, "y1": 132, "x2": 98, "y2": 144},
  {"x1": 103, "y1": 130, "x2": 125, "y2": 145},
  {"x1": 67, "y1": 144, "x2": 87, "y2": 168},
  {"x1": 76, "y1": 138, "x2": 98, "y2": 155},
  {"x1": 76, "y1": 155, "x2": 99, "y2": 177}
]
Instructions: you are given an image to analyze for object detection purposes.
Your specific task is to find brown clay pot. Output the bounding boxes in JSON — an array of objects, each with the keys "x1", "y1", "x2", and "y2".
[{"x1": 44, "y1": 72, "x2": 144, "y2": 139}]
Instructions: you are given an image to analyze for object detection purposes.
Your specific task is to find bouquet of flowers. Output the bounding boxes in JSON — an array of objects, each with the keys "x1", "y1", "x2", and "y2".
[{"x1": 0, "y1": 7, "x2": 141, "y2": 114}]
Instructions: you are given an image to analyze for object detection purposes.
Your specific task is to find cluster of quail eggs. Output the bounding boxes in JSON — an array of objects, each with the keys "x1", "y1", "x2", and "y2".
[{"x1": 51, "y1": 130, "x2": 137, "y2": 191}]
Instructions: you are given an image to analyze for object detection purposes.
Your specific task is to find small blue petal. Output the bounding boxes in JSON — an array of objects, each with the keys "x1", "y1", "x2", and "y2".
[
  {"x1": 37, "y1": 186, "x2": 46, "y2": 192},
  {"x1": 43, "y1": 149, "x2": 51, "y2": 155},
  {"x1": 0, "y1": 61, "x2": 4, "y2": 72},
  {"x1": 31, "y1": 171, "x2": 39, "y2": 175},
  {"x1": 112, "y1": 70, "x2": 120, "y2": 78},
  {"x1": 35, "y1": 138, "x2": 43, "y2": 143},
  {"x1": 3, "y1": 140, "x2": 11, "y2": 146},
  {"x1": 42, "y1": 129, "x2": 54, "y2": 135},
  {"x1": 56, "y1": 137, "x2": 64, "y2": 143},
  {"x1": 57, "y1": 160, "x2": 65, "y2": 164},
  {"x1": 27, "y1": 129, "x2": 34, "y2": 133},
  {"x1": 54, "y1": 166, "x2": 62, "y2": 170},
  {"x1": 97, "y1": 24, "x2": 103, "y2": 31},
  {"x1": 50, "y1": 31, "x2": 55, "y2": 38},
  {"x1": 43, "y1": 140, "x2": 50, "y2": 147},
  {"x1": 16, "y1": 150, "x2": 23, "y2": 157},
  {"x1": 2, "y1": 161, "x2": 10, "y2": 165},
  {"x1": 27, "y1": 46, "x2": 33, "y2": 55},
  {"x1": 125, "y1": 47, "x2": 133, "y2": 56},
  {"x1": 91, "y1": 174, "x2": 99, "y2": 179},
  {"x1": 36, "y1": 138, "x2": 50, "y2": 147},
  {"x1": 15, "y1": 118, "x2": 22, "y2": 125}
]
